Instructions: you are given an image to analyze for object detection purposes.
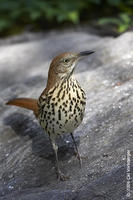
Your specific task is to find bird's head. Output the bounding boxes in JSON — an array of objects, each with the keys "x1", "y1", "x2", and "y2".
[{"x1": 46, "y1": 51, "x2": 94, "y2": 90}]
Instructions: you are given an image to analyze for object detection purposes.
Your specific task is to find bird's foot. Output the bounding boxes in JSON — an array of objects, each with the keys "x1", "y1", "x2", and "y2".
[
  {"x1": 74, "y1": 151, "x2": 82, "y2": 168},
  {"x1": 57, "y1": 170, "x2": 70, "y2": 181}
]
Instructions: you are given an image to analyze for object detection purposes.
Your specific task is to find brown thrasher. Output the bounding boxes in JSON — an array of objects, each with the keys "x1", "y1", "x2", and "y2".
[{"x1": 6, "y1": 51, "x2": 94, "y2": 180}]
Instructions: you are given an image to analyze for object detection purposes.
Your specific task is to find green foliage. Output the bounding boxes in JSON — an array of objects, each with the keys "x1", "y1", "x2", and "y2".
[
  {"x1": 99, "y1": 13, "x2": 133, "y2": 33},
  {"x1": 0, "y1": 0, "x2": 133, "y2": 36},
  {"x1": 98, "y1": 0, "x2": 133, "y2": 32},
  {"x1": 107, "y1": 0, "x2": 121, "y2": 6}
]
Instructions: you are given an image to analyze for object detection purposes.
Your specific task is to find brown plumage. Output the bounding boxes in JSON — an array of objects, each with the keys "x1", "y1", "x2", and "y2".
[
  {"x1": 6, "y1": 50, "x2": 94, "y2": 181},
  {"x1": 6, "y1": 98, "x2": 38, "y2": 117}
]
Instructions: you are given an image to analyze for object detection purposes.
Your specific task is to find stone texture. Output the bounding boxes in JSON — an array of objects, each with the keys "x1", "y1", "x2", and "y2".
[{"x1": 0, "y1": 30, "x2": 133, "y2": 200}]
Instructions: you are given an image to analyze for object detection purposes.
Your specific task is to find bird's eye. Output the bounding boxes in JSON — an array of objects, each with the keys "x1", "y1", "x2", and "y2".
[{"x1": 63, "y1": 58, "x2": 69, "y2": 63}]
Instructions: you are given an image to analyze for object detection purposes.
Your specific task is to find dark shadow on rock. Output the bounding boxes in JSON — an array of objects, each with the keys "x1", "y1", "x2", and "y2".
[
  {"x1": 0, "y1": 189, "x2": 77, "y2": 200},
  {"x1": 3, "y1": 112, "x2": 80, "y2": 162}
]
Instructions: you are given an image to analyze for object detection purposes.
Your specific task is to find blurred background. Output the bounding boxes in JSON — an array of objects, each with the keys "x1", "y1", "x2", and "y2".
[{"x1": 0, "y1": 0, "x2": 133, "y2": 37}]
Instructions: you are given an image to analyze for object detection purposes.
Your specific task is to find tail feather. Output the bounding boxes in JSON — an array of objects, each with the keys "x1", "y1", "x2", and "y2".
[{"x1": 6, "y1": 98, "x2": 38, "y2": 117}]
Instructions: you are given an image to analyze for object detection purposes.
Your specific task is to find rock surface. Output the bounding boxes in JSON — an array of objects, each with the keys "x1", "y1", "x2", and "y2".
[{"x1": 0, "y1": 30, "x2": 133, "y2": 200}]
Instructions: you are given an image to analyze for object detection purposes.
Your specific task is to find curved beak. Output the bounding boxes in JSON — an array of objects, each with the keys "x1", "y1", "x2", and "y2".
[{"x1": 77, "y1": 50, "x2": 95, "y2": 58}]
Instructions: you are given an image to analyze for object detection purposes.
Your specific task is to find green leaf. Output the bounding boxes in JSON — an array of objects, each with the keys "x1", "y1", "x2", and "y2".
[
  {"x1": 118, "y1": 24, "x2": 129, "y2": 32},
  {"x1": 68, "y1": 11, "x2": 79, "y2": 24},
  {"x1": 119, "y1": 13, "x2": 131, "y2": 24},
  {"x1": 98, "y1": 17, "x2": 120, "y2": 25}
]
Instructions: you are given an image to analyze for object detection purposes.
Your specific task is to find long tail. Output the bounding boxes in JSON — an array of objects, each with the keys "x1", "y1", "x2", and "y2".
[{"x1": 6, "y1": 98, "x2": 38, "y2": 117}]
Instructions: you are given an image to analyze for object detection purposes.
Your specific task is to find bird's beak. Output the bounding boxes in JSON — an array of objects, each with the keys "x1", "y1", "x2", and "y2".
[{"x1": 77, "y1": 50, "x2": 95, "y2": 58}]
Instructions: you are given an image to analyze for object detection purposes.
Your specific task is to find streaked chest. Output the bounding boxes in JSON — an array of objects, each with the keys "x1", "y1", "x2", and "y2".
[{"x1": 38, "y1": 77, "x2": 86, "y2": 135}]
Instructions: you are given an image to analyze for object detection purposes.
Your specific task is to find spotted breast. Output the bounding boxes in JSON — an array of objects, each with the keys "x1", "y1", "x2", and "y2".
[{"x1": 38, "y1": 76, "x2": 86, "y2": 137}]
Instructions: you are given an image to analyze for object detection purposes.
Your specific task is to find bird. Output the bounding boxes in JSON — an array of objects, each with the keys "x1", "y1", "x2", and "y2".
[{"x1": 6, "y1": 50, "x2": 94, "y2": 181}]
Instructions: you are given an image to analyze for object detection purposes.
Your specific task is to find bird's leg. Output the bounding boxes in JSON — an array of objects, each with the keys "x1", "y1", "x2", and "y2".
[
  {"x1": 50, "y1": 137, "x2": 69, "y2": 181},
  {"x1": 70, "y1": 133, "x2": 82, "y2": 167}
]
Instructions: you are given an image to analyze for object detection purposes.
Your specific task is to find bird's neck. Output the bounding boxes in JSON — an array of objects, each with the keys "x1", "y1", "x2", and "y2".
[
  {"x1": 46, "y1": 72, "x2": 75, "y2": 91},
  {"x1": 39, "y1": 72, "x2": 76, "y2": 101},
  {"x1": 46, "y1": 75, "x2": 77, "y2": 97}
]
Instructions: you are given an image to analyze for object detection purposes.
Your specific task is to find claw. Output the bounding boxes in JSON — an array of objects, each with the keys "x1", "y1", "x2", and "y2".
[{"x1": 57, "y1": 170, "x2": 70, "y2": 181}]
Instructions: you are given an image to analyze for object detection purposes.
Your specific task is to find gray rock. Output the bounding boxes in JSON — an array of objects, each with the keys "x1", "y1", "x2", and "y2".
[{"x1": 0, "y1": 30, "x2": 133, "y2": 200}]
